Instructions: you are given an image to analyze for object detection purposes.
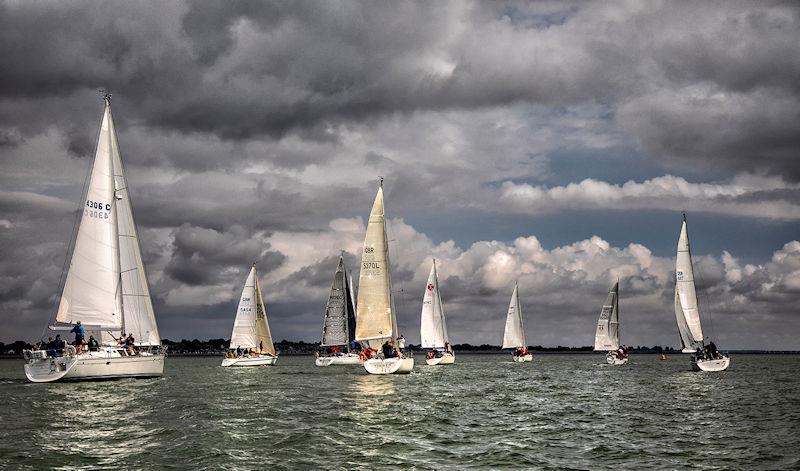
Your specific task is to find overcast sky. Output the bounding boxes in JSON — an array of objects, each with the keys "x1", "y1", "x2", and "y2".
[{"x1": 1, "y1": 1, "x2": 799, "y2": 348}]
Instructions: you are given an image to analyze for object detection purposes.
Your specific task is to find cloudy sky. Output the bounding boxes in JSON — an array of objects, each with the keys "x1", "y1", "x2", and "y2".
[{"x1": 1, "y1": 1, "x2": 799, "y2": 349}]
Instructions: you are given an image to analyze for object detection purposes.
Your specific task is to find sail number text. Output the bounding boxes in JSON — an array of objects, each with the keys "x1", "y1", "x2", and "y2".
[{"x1": 85, "y1": 199, "x2": 112, "y2": 220}]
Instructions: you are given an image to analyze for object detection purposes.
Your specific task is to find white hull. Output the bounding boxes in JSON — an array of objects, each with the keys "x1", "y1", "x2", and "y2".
[
  {"x1": 425, "y1": 352, "x2": 455, "y2": 366},
  {"x1": 24, "y1": 350, "x2": 164, "y2": 383},
  {"x1": 512, "y1": 353, "x2": 533, "y2": 363},
  {"x1": 221, "y1": 355, "x2": 278, "y2": 367},
  {"x1": 606, "y1": 353, "x2": 629, "y2": 365},
  {"x1": 363, "y1": 356, "x2": 414, "y2": 375},
  {"x1": 315, "y1": 353, "x2": 363, "y2": 367},
  {"x1": 693, "y1": 356, "x2": 730, "y2": 372}
]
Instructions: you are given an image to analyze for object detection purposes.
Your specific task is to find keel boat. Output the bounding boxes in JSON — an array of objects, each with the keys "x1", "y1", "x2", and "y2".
[
  {"x1": 221, "y1": 264, "x2": 277, "y2": 367},
  {"x1": 594, "y1": 281, "x2": 628, "y2": 365},
  {"x1": 502, "y1": 282, "x2": 532, "y2": 362},
  {"x1": 315, "y1": 254, "x2": 362, "y2": 367},
  {"x1": 420, "y1": 260, "x2": 455, "y2": 365}
]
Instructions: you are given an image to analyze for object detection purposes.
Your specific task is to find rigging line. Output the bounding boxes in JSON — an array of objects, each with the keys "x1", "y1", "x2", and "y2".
[{"x1": 691, "y1": 255, "x2": 717, "y2": 344}]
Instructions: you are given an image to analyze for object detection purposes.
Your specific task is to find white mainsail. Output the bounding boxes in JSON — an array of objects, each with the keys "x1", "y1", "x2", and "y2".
[
  {"x1": 355, "y1": 185, "x2": 395, "y2": 349},
  {"x1": 420, "y1": 260, "x2": 449, "y2": 349},
  {"x1": 674, "y1": 215, "x2": 704, "y2": 352},
  {"x1": 502, "y1": 283, "x2": 526, "y2": 349},
  {"x1": 594, "y1": 281, "x2": 620, "y2": 351},
  {"x1": 56, "y1": 100, "x2": 122, "y2": 329},
  {"x1": 321, "y1": 256, "x2": 357, "y2": 347},
  {"x1": 230, "y1": 265, "x2": 275, "y2": 355}
]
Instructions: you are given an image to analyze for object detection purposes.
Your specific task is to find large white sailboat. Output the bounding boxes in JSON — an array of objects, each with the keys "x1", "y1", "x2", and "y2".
[
  {"x1": 502, "y1": 282, "x2": 532, "y2": 362},
  {"x1": 221, "y1": 264, "x2": 277, "y2": 367},
  {"x1": 23, "y1": 95, "x2": 165, "y2": 382},
  {"x1": 594, "y1": 281, "x2": 628, "y2": 365},
  {"x1": 420, "y1": 260, "x2": 455, "y2": 366},
  {"x1": 356, "y1": 180, "x2": 414, "y2": 375},
  {"x1": 674, "y1": 213, "x2": 730, "y2": 372},
  {"x1": 315, "y1": 254, "x2": 362, "y2": 367}
]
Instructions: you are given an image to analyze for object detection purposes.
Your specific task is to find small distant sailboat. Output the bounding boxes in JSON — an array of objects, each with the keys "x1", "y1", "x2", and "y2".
[
  {"x1": 594, "y1": 281, "x2": 628, "y2": 365},
  {"x1": 502, "y1": 282, "x2": 532, "y2": 362},
  {"x1": 355, "y1": 180, "x2": 414, "y2": 375},
  {"x1": 23, "y1": 95, "x2": 165, "y2": 382},
  {"x1": 315, "y1": 254, "x2": 362, "y2": 367},
  {"x1": 674, "y1": 213, "x2": 730, "y2": 372},
  {"x1": 221, "y1": 264, "x2": 277, "y2": 367},
  {"x1": 420, "y1": 259, "x2": 455, "y2": 366}
]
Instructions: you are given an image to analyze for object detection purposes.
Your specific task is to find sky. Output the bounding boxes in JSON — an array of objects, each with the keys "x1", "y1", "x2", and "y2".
[{"x1": 1, "y1": 1, "x2": 799, "y2": 349}]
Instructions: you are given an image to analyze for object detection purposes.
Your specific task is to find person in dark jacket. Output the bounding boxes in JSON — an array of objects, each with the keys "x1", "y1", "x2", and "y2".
[{"x1": 87, "y1": 335, "x2": 100, "y2": 352}]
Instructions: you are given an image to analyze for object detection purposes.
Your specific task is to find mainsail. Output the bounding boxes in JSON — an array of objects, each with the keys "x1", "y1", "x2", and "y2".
[
  {"x1": 502, "y1": 283, "x2": 526, "y2": 349},
  {"x1": 56, "y1": 99, "x2": 122, "y2": 329},
  {"x1": 355, "y1": 185, "x2": 395, "y2": 349},
  {"x1": 420, "y1": 260, "x2": 449, "y2": 349},
  {"x1": 321, "y1": 256, "x2": 357, "y2": 347},
  {"x1": 594, "y1": 281, "x2": 619, "y2": 351},
  {"x1": 230, "y1": 265, "x2": 275, "y2": 355},
  {"x1": 674, "y1": 215, "x2": 704, "y2": 352}
]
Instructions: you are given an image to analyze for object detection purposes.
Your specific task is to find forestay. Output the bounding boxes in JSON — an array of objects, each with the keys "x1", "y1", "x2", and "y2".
[
  {"x1": 420, "y1": 260, "x2": 449, "y2": 349},
  {"x1": 355, "y1": 186, "x2": 395, "y2": 348},
  {"x1": 594, "y1": 281, "x2": 619, "y2": 351},
  {"x1": 674, "y1": 218, "x2": 704, "y2": 352},
  {"x1": 502, "y1": 283, "x2": 526, "y2": 349},
  {"x1": 55, "y1": 101, "x2": 122, "y2": 329}
]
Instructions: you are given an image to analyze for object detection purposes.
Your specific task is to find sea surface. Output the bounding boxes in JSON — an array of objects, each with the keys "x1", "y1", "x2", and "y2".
[{"x1": 0, "y1": 354, "x2": 798, "y2": 470}]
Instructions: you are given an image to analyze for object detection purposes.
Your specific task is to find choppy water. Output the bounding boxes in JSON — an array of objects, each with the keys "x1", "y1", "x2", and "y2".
[{"x1": 0, "y1": 354, "x2": 798, "y2": 470}]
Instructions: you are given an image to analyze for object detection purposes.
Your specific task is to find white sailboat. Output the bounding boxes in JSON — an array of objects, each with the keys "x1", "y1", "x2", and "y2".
[
  {"x1": 23, "y1": 95, "x2": 165, "y2": 382},
  {"x1": 674, "y1": 213, "x2": 730, "y2": 372},
  {"x1": 420, "y1": 259, "x2": 455, "y2": 366},
  {"x1": 502, "y1": 282, "x2": 532, "y2": 362},
  {"x1": 315, "y1": 255, "x2": 362, "y2": 367},
  {"x1": 594, "y1": 281, "x2": 628, "y2": 365},
  {"x1": 356, "y1": 180, "x2": 414, "y2": 375},
  {"x1": 221, "y1": 264, "x2": 277, "y2": 367}
]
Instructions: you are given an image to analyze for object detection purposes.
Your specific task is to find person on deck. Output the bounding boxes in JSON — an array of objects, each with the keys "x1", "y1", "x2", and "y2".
[
  {"x1": 236, "y1": 346, "x2": 242, "y2": 356},
  {"x1": 70, "y1": 321, "x2": 85, "y2": 353},
  {"x1": 397, "y1": 335, "x2": 406, "y2": 353},
  {"x1": 259, "y1": 340, "x2": 264, "y2": 353},
  {"x1": 350, "y1": 340, "x2": 360, "y2": 352},
  {"x1": 381, "y1": 341, "x2": 396, "y2": 359},
  {"x1": 708, "y1": 340, "x2": 718, "y2": 359},
  {"x1": 125, "y1": 333, "x2": 136, "y2": 355},
  {"x1": 87, "y1": 335, "x2": 100, "y2": 352},
  {"x1": 444, "y1": 341, "x2": 451, "y2": 353},
  {"x1": 116, "y1": 334, "x2": 126, "y2": 347},
  {"x1": 52, "y1": 335, "x2": 66, "y2": 356}
]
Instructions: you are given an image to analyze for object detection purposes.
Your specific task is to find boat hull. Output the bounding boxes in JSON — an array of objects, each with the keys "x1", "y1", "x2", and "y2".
[
  {"x1": 364, "y1": 356, "x2": 414, "y2": 375},
  {"x1": 512, "y1": 353, "x2": 533, "y2": 363},
  {"x1": 315, "y1": 353, "x2": 363, "y2": 367},
  {"x1": 693, "y1": 356, "x2": 730, "y2": 372},
  {"x1": 24, "y1": 352, "x2": 164, "y2": 383},
  {"x1": 606, "y1": 353, "x2": 629, "y2": 365},
  {"x1": 221, "y1": 355, "x2": 278, "y2": 367},
  {"x1": 425, "y1": 352, "x2": 455, "y2": 366}
]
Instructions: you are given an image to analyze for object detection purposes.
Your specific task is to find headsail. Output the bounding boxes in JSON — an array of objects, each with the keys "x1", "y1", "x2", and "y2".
[
  {"x1": 55, "y1": 98, "x2": 122, "y2": 329},
  {"x1": 253, "y1": 273, "x2": 275, "y2": 355},
  {"x1": 355, "y1": 185, "x2": 395, "y2": 348},
  {"x1": 420, "y1": 260, "x2": 449, "y2": 349},
  {"x1": 321, "y1": 256, "x2": 355, "y2": 347},
  {"x1": 230, "y1": 265, "x2": 274, "y2": 354},
  {"x1": 502, "y1": 283, "x2": 526, "y2": 349},
  {"x1": 594, "y1": 281, "x2": 619, "y2": 351},
  {"x1": 674, "y1": 216, "x2": 704, "y2": 352}
]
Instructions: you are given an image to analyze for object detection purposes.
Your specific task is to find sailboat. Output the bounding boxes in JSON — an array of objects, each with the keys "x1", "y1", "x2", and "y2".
[
  {"x1": 594, "y1": 281, "x2": 628, "y2": 365},
  {"x1": 23, "y1": 95, "x2": 165, "y2": 382},
  {"x1": 502, "y1": 282, "x2": 532, "y2": 362},
  {"x1": 315, "y1": 254, "x2": 362, "y2": 366},
  {"x1": 674, "y1": 213, "x2": 730, "y2": 372},
  {"x1": 355, "y1": 180, "x2": 414, "y2": 375},
  {"x1": 221, "y1": 264, "x2": 277, "y2": 367},
  {"x1": 420, "y1": 259, "x2": 455, "y2": 365}
]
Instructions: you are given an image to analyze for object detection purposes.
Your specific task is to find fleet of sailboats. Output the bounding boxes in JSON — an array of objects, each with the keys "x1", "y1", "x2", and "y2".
[
  {"x1": 674, "y1": 213, "x2": 730, "y2": 372},
  {"x1": 594, "y1": 281, "x2": 628, "y2": 365},
  {"x1": 420, "y1": 260, "x2": 455, "y2": 366},
  {"x1": 23, "y1": 95, "x2": 165, "y2": 382},
  {"x1": 502, "y1": 282, "x2": 532, "y2": 362},
  {"x1": 221, "y1": 264, "x2": 277, "y2": 367},
  {"x1": 315, "y1": 255, "x2": 362, "y2": 366}
]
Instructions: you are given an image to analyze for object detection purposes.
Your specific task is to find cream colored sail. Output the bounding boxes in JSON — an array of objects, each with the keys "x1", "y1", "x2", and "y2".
[
  {"x1": 253, "y1": 273, "x2": 275, "y2": 355},
  {"x1": 230, "y1": 266, "x2": 258, "y2": 350},
  {"x1": 675, "y1": 216, "x2": 704, "y2": 352},
  {"x1": 502, "y1": 283, "x2": 525, "y2": 349},
  {"x1": 56, "y1": 100, "x2": 122, "y2": 329},
  {"x1": 420, "y1": 260, "x2": 449, "y2": 349},
  {"x1": 355, "y1": 186, "x2": 394, "y2": 349}
]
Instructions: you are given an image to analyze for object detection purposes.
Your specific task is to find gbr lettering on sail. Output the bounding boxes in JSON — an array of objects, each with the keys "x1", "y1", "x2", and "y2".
[{"x1": 362, "y1": 247, "x2": 381, "y2": 275}]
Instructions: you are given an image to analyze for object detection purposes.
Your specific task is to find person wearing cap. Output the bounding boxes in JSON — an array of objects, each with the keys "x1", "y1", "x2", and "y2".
[{"x1": 70, "y1": 321, "x2": 85, "y2": 353}]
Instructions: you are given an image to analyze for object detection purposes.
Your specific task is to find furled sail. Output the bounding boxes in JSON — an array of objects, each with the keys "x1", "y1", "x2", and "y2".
[
  {"x1": 355, "y1": 186, "x2": 395, "y2": 348},
  {"x1": 502, "y1": 283, "x2": 526, "y2": 349},
  {"x1": 594, "y1": 281, "x2": 619, "y2": 351},
  {"x1": 321, "y1": 256, "x2": 353, "y2": 347},
  {"x1": 674, "y1": 216, "x2": 704, "y2": 352},
  {"x1": 231, "y1": 265, "x2": 274, "y2": 354},
  {"x1": 420, "y1": 260, "x2": 449, "y2": 349},
  {"x1": 110, "y1": 105, "x2": 160, "y2": 346},
  {"x1": 56, "y1": 99, "x2": 122, "y2": 329}
]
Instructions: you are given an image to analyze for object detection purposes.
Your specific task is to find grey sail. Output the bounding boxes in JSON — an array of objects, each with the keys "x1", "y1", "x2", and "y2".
[
  {"x1": 321, "y1": 256, "x2": 356, "y2": 347},
  {"x1": 593, "y1": 281, "x2": 619, "y2": 351}
]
